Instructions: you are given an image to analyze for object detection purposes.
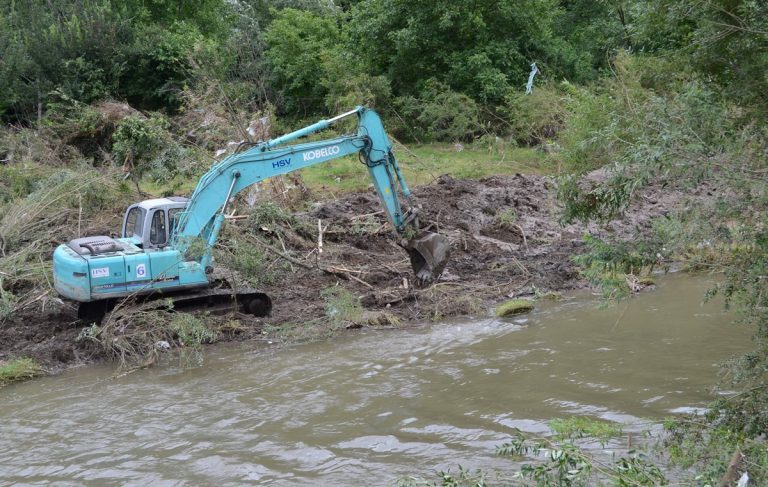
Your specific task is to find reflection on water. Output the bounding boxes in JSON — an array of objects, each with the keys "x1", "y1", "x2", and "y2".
[{"x1": 0, "y1": 275, "x2": 750, "y2": 485}]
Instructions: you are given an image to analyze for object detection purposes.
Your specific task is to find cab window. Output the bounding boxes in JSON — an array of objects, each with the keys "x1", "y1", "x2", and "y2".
[
  {"x1": 149, "y1": 210, "x2": 167, "y2": 246},
  {"x1": 168, "y1": 208, "x2": 183, "y2": 237},
  {"x1": 124, "y1": 207, "x2": 145, "y2": 238}
]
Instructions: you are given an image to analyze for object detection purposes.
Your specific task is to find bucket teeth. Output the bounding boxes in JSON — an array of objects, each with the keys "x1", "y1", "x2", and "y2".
[{"x1": 405, "y1": 231, "x2": 450, "y2": 285}]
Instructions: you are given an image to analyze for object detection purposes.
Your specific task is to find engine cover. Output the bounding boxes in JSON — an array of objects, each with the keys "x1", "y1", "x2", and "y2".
[{"x1": 67, "y1": 236, "x2": 123, "y2": 256}]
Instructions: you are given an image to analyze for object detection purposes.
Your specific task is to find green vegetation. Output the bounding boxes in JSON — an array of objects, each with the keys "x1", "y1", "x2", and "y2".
[
  {"x1": 0, "y1": 358, "x2": 43, "y2": 386},
  {"x1": 262, "y1": 286, "x2": 366, "y2": 343},
  {"x1": 495, "y1": 299, "x2": 535, "y2": 317},
  {"x1": 321, "y1": 285, "x2": 363, "y2": 325},
  {"x1": 401, "y1": 417, "x2": 660, "y2": 486},
  {"x1": 169, "y1": 314, "x2": 217, "y2": 348},
  {"x1": 494, "y1": 208, "x2": 518, "y2": 230},
  {"x1": 550, "y1": 4, "x2": 768, "y2": 483},
  {"x1": 300, "y1": 141, "x2": 548, "y2": 194},
  {"x1": 549, "y1": 417, "x2": 623, "y2": 445}
]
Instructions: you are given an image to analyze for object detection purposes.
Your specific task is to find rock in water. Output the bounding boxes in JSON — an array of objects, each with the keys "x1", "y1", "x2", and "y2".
[{"x1": 496, "y1": 299, "x2": 534, "y2": 317}]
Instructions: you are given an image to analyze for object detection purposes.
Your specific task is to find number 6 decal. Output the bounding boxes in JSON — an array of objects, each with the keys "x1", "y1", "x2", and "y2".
[{"x1": 136, "y1": 263, "x2": 146, "y2": 278}]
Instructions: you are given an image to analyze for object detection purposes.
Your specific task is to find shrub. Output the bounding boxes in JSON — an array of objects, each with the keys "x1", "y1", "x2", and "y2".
[
  {"x1": 170, "y1": 314, "x2": 217, "y2": 348},
  {"x1": 112, "y1": 115, "x2": 179, "y2": 190},
  {"x1": 502, "y1": 84, "x2": 569, "y2": 145},
  {"x1": 393, "y1": 81, "x2": 482, "y2": 142},
  {"x1": 248, "y1": 201, "x2": 296, "y2": 228},
  {"x1": 495, "y1": 208, "x2": 518, "y2": 229},
  {"x1": 0, "y1": 282, "x2": 17, "y2": 320}
]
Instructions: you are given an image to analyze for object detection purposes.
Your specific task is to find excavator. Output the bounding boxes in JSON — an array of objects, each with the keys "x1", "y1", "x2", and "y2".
[{"x1": 53, "y1": 106, "x2": 450, "y2": 322}]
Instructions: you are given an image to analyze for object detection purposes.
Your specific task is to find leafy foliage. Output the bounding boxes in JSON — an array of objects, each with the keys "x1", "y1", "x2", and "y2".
[
  {"x1": 496, "y1": 430, "x2": 664, "y2": 486},
  {"x1": 349, "y1": 0, "x2": 573, "y2": 102},
  {"x1": 0, "y1": 0, "x2": 230, "y2": 119},
  {"x1": 549, "y1": 417, "x2": 623, "y2": 446},
  {"x1": 393, "y1": 81, "x2": 482, "y2": 142},
  {"x1": 112, "y1": 115, "x2": 179, "y2": 188},
  {"x1": 170, "y1": 314, "x2": 217, "y2": 348},
  {"x1": 264, "y1": 8, "x2": 343, "y2": 115}
]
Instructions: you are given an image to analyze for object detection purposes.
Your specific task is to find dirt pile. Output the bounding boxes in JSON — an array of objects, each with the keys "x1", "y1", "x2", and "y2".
[{"x1": 1, "y1": 173, "x2": 693, "y2": 373}]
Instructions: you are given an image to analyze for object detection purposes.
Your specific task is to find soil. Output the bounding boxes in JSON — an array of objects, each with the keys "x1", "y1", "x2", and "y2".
[{"x1": 0, "y1": 173, "x2": 700, "y2": 374}]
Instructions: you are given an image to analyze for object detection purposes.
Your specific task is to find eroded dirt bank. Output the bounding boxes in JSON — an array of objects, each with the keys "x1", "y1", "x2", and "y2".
[{"x1": 1, "y1": 173, "x2": 691, "y2": 373}]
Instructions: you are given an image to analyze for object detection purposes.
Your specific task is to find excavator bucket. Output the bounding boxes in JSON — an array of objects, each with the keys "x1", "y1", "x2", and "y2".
[{"x1": 404, "y1": 231, "x2": 450, "y2": 285}]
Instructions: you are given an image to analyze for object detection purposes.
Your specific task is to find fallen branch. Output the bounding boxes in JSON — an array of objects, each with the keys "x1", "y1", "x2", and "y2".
[
  {"x1": 251, "y1": 238, "x2": 313, "y2": 270},
  {"x1": 350, "y1": 210, "x2": 384, "y2": 220},
  {"x1": 326, "y1": 266, "x2": 374, "y2": 289},
  {"x1": 718, "y1": 449, "x2": 745, "y2": 487},
  {"x1": 251, "y1": 236, "x2": 373, "y2": 287},
  {"x1": 514, "y1": 223, "x2": 529, "y2": 252}
]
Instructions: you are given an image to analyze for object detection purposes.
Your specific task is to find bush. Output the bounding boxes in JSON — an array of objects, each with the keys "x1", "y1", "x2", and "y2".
[
  {"x1": 0, "y1": 282, "x2": 17, "y2": 320},
  {"x1": 0, "y1": 2, "x2": 130, "y2": 120},
  {"x1": 393, "y1": 81, "x2": 482, "y2": 142},
  {"x1": 42, "y1": 93, "x2": 105, "y2": 142},
  {"x1": 170, "y1": 314, "x2": 217, "y2": 348},
  {"x1": 557, "y1": 85, "x2": 619, "y2": 175},
  {"x1": 502, "y1": 84, "x2": 569, "y2": 145},
  {"x1": 0, "y1": 163, "x2": 45, "y2": 203},
  {"x1": 111, "y1": 115, "x2": 191, "y2": 188},
  {"x1": 248, "y1": 201, "x2": 296, "y2": 228},
  {"x1": 118, "y1": 22, "x2": 213, "y2": 111}
]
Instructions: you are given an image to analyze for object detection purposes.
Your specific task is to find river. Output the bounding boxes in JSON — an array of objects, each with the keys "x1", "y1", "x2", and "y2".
[{"x1": 0, "y1": 274, "x2": 750, "y2": 485}]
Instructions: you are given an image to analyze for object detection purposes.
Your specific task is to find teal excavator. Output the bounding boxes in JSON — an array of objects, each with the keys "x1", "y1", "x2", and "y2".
[{"x1": 53, "y1": 107, "x2": 450, "y2": 322}]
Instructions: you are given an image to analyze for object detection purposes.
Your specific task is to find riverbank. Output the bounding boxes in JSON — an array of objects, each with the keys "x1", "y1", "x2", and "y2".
[{"x1": 0, "y1": 171, "x2": 708, "y2": 377}]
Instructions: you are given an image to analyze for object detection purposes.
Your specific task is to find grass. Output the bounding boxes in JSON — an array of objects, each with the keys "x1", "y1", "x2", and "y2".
[
  {"x1": 549, "y1": 416, "x2": 623, "y2": 444},
  {"x1": 0, "y1": 357, "x2": 43, "y2": 386},
  {"x1": 294, "y1": 141, "x2": 549, "y2": 195},
  {"x1": 146, "y1": 141, "x2": 550, "y2": 198}
]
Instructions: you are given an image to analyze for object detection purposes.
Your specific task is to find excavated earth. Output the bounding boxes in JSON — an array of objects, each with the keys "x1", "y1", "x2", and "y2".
[{"x1": 1, "y1": 173, "x2": 704, "y2": 374}]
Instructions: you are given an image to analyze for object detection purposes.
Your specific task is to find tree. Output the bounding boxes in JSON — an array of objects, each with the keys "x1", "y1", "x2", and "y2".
[
  {"x1": 264, "y1": 8, "x2": 344, "y2": 115},
  {"x1": 347, "y1": 0, "x2": 581, "y2": 103},
  {"x1": 0, "y1": 0, "x2": 234, "y2": 121},
  {"x1": 0, "y1": 0, "x2": 130, "y2": 121}
]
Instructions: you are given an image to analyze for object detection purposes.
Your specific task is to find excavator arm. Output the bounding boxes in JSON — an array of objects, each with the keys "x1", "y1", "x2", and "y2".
[{"x1": 173, "y1": 106, "x2": 449, "y2": 282}]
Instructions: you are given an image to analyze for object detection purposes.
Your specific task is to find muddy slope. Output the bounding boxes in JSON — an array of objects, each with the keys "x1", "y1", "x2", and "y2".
[{"x1": 1, "y1": 174, "x2": 688, "y2": 372}]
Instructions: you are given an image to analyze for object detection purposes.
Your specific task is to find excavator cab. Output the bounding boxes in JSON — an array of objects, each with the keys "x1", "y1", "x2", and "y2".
[{"x1": 121, "y1": 197, "x2": 189, "y2": 249}]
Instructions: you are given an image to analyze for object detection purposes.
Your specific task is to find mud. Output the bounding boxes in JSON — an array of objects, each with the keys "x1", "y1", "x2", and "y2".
[{"x1": 0, "y1": 173, "x2": 700, "y2": 373}]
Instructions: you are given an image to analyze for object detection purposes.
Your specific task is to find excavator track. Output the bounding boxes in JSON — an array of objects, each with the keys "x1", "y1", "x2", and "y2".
[{"x1": 79, "y1": 288, "x2": 272, "y2": 325}]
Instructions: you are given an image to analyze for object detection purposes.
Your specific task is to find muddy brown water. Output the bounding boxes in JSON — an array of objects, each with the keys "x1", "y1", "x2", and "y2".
[{"x1": 0, "y1": 274, "x2": 750, "y2": 485}]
